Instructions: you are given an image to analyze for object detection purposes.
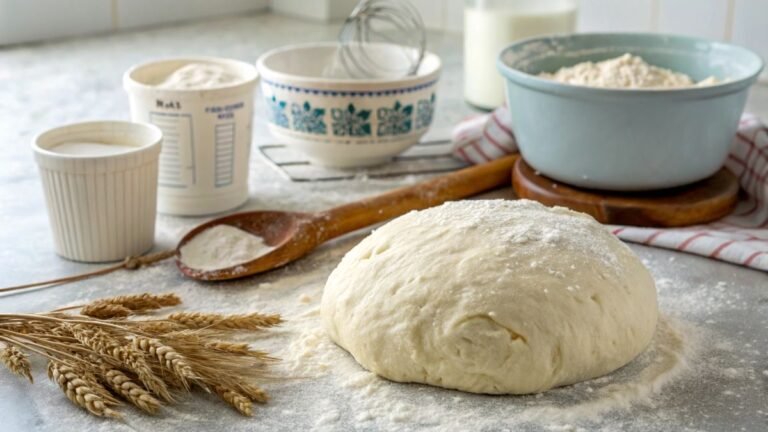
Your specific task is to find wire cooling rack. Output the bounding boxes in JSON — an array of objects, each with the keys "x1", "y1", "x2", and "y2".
[{"x1": 257, "y1": 140, "x2": 467, "y2": 182}]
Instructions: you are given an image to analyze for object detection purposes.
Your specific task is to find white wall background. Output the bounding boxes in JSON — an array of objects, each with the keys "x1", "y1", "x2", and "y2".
[
  {"x1": 0, "y1": 0, "x2": 766, "y2": 71},
  {"x1": 0, "y1": 0, "x2": 271, "y2": 45}
]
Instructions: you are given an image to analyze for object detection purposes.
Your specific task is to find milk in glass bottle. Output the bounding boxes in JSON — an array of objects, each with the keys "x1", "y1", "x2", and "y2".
[{"x1": 464, "y1": 0, "x2": 577, "y2": 110}]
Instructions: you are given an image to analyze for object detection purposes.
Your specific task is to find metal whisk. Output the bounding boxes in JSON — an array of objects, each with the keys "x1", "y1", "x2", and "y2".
[{"x1": 336, "y1": 0, "x2": 426, "y2": 79}]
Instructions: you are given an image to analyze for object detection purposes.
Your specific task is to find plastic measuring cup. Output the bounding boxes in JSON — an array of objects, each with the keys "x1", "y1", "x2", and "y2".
[{"x1": 124, "y1": 57, "x2": 259, "y2": 216}]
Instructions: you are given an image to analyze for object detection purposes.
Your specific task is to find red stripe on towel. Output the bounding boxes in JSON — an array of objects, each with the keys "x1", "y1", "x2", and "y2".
[
  {"x1": 709, "y1": 240, "x2": 736, "y2": 258},
  {"x1": 456, "y1": 146, "x2": 476, "y2": 164},
  {"x1": 471, "y1": 141, "x2": 492, "y2": 162},
  {"x1": 643, "y1": 230, "x2": 665, "y2": 245},
  {"x1": 744, "y1": 251, "x2": 765, "y2": 266},
  {"x1": 482, "y1": 130, "x2": 512, "y2": 154},
  {"x1": 677, "y1": 232, "x2": 707, "y2": 251},
  {"x1": 491, "y1": 111, "x2": 515, "y2": 138},
  {"x1": 737, "y1": 131, "x2": 768, "y2": 160},
  {"x1": 738, "y1": 145, "x2": 755, "y2": 182}
]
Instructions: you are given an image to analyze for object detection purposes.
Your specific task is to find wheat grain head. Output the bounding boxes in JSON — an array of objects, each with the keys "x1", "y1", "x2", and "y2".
[
  {"x1": 101, "y1": 367, "x2": 162, "y2": 414},
  {"x1": 168, "y1": 312, "x2": 282, "y2": 330},
  {"x1": 47, "y1": 361, "x2": 122, "y2": 419},
  {"x1": 0, "y1": 345, "x2": 33, "y2": 382},
  {"x1": 213, "y1": 386, "x2": 253, "y2": 416}
]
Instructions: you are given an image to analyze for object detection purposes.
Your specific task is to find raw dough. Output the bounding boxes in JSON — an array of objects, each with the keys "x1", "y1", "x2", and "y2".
[
  {"x1": 538, "y1": 53, "x2": 718, "y2": 89},
  {"x1": 321, "y1": 200, "x2": 658, "y2": 394}
]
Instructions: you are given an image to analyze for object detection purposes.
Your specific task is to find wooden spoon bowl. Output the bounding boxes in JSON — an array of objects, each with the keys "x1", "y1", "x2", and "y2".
[{"x1": 176, "y1": 211, "x2": 316, "y2": 280}]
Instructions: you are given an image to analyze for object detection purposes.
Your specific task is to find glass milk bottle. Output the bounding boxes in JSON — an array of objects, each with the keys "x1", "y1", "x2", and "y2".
[{"x1": 464, "y1": 0, "x2": 577, "y2": 110}]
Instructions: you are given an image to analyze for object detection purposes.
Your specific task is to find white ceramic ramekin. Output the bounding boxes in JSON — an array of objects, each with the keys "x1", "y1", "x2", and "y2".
[
  {"x1": 32, "y1": 121, "x2": 162, "y2": 262},
  {"x1": 123, "y1": 57, "x2": 258, "y2": 216}
]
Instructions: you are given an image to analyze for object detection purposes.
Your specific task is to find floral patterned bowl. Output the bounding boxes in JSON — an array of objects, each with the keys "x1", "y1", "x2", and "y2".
[{"x1": 256, "y1": 43, "x2": 441, "y2": 167}]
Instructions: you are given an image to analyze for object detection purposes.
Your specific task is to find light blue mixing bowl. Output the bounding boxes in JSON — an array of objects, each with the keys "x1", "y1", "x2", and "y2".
[{"x1": 497, "y1": 33, "x2": 764, "y2": 191}]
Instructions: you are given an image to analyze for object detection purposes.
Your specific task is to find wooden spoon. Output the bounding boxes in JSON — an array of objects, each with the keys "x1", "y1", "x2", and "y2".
[{"x1": 176, "y1": 155, "x2": 518, "y2": 281}]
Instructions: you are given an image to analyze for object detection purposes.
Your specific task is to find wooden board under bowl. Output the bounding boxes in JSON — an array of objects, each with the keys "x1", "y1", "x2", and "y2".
[{"x1": 512, "y1": 158, "x2": 739, "y2": 227}]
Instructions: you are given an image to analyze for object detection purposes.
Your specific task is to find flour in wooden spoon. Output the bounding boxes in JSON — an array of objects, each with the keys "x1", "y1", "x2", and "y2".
[{"x1": 179, "y1": 224, "x2": 275, "y2": 271}]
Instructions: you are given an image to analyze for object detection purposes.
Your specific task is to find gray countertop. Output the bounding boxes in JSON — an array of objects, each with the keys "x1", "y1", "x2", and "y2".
[{"x1": 1, "y1": 12, "x2": 767, "y2": 432}]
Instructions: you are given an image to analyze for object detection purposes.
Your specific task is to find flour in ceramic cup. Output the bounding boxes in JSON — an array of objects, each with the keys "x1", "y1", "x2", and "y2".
[
  {"x1": 539, "y1": 53, "x2": 719, "y2": 89},
  {"x1": 51, "y1": 142, "x2": 137, "y2": 156},
  {"x1": 157, "y1": 63, "x2": 241, "y2": 89},
  {"x1": 179, "y1": 224, "x2": 276, "y2": 271}
]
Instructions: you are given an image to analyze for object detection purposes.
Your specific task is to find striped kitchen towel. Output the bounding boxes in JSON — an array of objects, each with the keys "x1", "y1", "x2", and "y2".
[{"x1": 452, "y1": 108, "x2": 768, "y2": 272}]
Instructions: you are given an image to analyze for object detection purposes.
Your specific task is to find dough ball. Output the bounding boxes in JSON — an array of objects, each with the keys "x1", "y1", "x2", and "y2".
[{"x1": 321, "y1": 200, "x2": 658, "y2": 394}]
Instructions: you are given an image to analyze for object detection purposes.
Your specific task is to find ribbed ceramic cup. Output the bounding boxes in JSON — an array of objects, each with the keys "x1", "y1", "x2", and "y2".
[{"x1": 32, "y1": 121, "x2": 162, "y2": 262}]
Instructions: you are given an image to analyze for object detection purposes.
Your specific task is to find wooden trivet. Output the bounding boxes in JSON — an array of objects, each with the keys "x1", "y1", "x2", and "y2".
[{"x1": 512, "y1": 158, "x2": 739, "y2": 227}]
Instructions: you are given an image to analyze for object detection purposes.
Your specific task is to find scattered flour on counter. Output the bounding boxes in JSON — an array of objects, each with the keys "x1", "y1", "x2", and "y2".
[
  {"x1": 539, "y1": 53, "x2": 719, "y2": 89},
  {"x1": 178, "y1": 224, "x2": 276, "y2": 271},
  {"x1": 279, "y1": 308, "x2": 341, "y2": 377},
  {"x1": 315, "y1": 408, "x2": 341, "y2": 426},
  {"x1": 157, "y1": 62, "x2": 241, "y2": 89},
  {"x1": 278, "y1": 301, "x2": 700, "y2": 430},
  {"x1": 518, "y1": 318, "x2": 695, "y2": 424},
  {"x1": 655, "y1": 278, "x2": 745, "y2": 316}
]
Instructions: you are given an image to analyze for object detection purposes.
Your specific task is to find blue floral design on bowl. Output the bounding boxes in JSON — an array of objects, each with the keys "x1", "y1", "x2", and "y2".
[
  {"x1": 290, "y1": 101, "x2": 327, "y2": 135},
  {"x1": 377, "y1": 101, "x2": 413, "y2": 136},
  {"x1": 332, "y1": 104, "x2": 372, "y2": 137}
]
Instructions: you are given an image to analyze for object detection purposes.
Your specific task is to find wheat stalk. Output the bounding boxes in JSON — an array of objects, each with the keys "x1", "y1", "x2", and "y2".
[
  {"x1": 205, "y1": 341, "x2": 250, "y2": 354},
  {"x1": 69, "y1": 324, "x2": 173, "y2": 401},
  {"x1": 80, "y1": 293, "x2": 181, "y2": 319},
  {"x1": 72, "y1": 356, "x2": 122, "y2": 406},
  {"x1": 240, "y1": 383, "x2": 269, "y2": 403},
  {"x1": 47, "y1": 361, "x2": 122, "y2": 419},
  {"x1": 134, "y1": 321, "x2": 186, "y2": 334},
  {"x1": 91, "y1": 293, "x2": 181, "y2": 311},
  {"x1": 202, "y1": 341, "x2": 275, "y2": 362},
  {"x1": 203, "y1": 341, "x2": 273, "y2": 359},
  {"x1": 0, "y1": 344, "x2": 33, "y2": 382},
  {"x1": 168, "y1": 312, "x2": 282, "y2": 330},
  {"x1": 133, "y1": 337, "x2": 196, "y2": 388},
  {"x1": 0, "y1": 292, "x2": 278, "y2": 420},
  {"x1": 80, "y1": 303, "x2": 132, "y2": 320},
  {"x1": 213, "y1": 386, "x2": 253, "y2": 416},
  {"x1": 117, "y1": 350, "x2": 173, "y2": 402},
  {"x1": 101, "y1": 366, "x2": 162, "y2": 414}
]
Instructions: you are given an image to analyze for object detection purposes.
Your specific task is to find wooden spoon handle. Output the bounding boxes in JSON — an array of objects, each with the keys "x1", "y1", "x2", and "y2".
[{"x1": 318, "y1": 154, "x2": 519, "y2": 240}]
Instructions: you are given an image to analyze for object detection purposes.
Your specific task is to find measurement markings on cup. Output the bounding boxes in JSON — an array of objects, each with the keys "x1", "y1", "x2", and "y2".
[
  {"x1": 214, "y1": 123, "x2": 236, "y2": 187},
  {"x1": 149, "y1": 112, "x2": 196, "y2": 188}
]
